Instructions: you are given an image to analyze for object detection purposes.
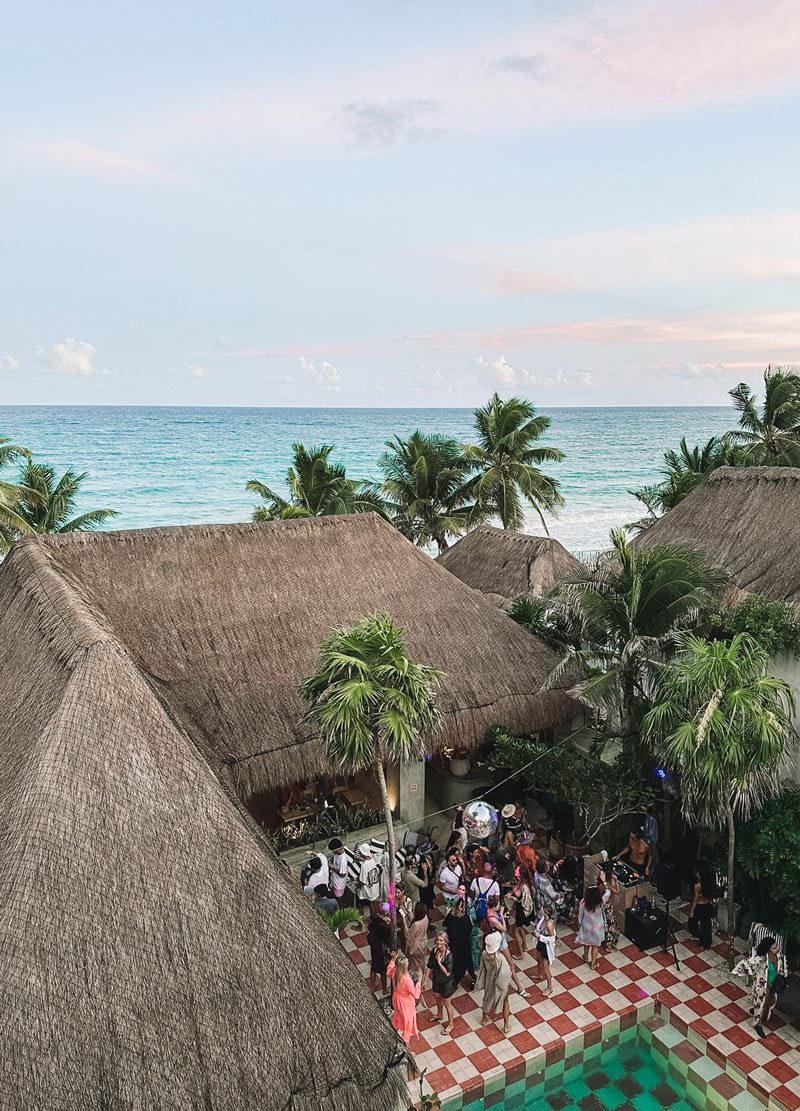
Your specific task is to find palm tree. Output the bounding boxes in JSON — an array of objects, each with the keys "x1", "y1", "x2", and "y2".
[
  {"x1": 463, "y1": 393, "x2": 564, "y2": 532},
  {"x1": 317, "y1": 907, "x2": 363, "y2": 934},
  {"x1": 728, "y1": 366, "x2": 800, "y2": 465},
  {"x1": 301, "y1": 614, "x2": 443, "y2": 947},
  {"x1": 379, "y1": 431, "x2": 478, "y2": 553},
  {"x1": 643, "y1": 633, "x2": 795, "y2": 966},
  {"x1": 2, "y1": 460, "x2": 116, "y2": 551},
  {"x1": 629, "y1": 436, "x2": 740, "y2": 531},
  {"x1": 508, "y1": 595, "x2": 580, "y2": 656},
  {"x1": 0, "y1": 437, "x2": 33, "y2": 540},
  {"x1": 247, "y1": 443, "x2": 386, "y2": 521},
  {"x1": 549, "y1": 529, "x2": 722, "y2": 736}
]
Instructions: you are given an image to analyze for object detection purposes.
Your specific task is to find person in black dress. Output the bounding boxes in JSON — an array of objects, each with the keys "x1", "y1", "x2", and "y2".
[
  {"x1": 367, "y1": 906, "x2": 392, "y2": 995},
  {"x1": 424, "y1": 931, "x2": 456, "y2": 1034},
  {"x1": 444, "y1": 897, "x2": 475, "y2": 990}
]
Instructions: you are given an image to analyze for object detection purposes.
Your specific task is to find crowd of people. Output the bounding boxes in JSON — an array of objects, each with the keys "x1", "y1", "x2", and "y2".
[
  {"x1": 295, "y1": 803, "x2": 787, "y2": 1055},
  {"x1": 297, "y1": 802, "x2": 627, "y2": 1048}
]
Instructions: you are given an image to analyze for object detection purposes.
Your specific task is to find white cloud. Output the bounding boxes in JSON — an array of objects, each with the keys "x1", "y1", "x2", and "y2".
[
  {"x1": 0, "y1": 355, "x2": 19, "y2": 372},
  {"x1": 298, "y1": 355, "x2": 341, "y2": 392},
  {"x1": 35, "y1": 338, "x2": 111, "y2": 377},
  {"x1": 477, "y1": 353, "x2": 533, "y2": 391},
  {"x1": 188, "y1": 365, "x2": 210, "y2": 378},
  {"x1": 477, "y1": 354, "x2": 598, "y2": 393}
]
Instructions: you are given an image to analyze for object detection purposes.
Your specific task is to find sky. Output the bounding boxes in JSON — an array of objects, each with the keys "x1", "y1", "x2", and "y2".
[{"x1": 1, "y1": 0, "x2": 799, "y2": 407}]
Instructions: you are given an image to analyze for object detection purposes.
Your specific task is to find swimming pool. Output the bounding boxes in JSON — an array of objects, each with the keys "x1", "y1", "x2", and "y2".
[{"x1": 443, "y1": 1017, "x2": 762, "y2": 1111}]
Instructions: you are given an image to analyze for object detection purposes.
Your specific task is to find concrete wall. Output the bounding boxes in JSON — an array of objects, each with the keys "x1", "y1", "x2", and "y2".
[
  {"x1": 387, "y1": 758, "x2": 426, "y2": 830},
  {"x1": 772, "y1": 651, "x2": 800, "y2": 783}
]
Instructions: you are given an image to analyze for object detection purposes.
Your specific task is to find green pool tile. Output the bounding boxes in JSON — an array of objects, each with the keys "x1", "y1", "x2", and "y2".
[
  {"x1": 484, "y1": 1070, "x2": 507, "y2": 1096},
  {"x1": 631, "y1": 1093, "x2": 663, "y2": 1111},
  {"x1": 597, "y1": 1087, "x2": 630, "y2": 1111},
  {"x1": 688, "y1": 1053, "x2": 723, "y2": 1084},
  {"x1": 653, "y1": 1024, "x2": 684, "y2": 1050},
  {"x1": 705, "y1": 1083, "x2": 728, "y2": 1111},
  {"x1": 729, "y1": 1091, "x2": 767, "y2": 1111},
  {"x1": 503, "y1": 1080, "x2": 525, "y2": 1103}
]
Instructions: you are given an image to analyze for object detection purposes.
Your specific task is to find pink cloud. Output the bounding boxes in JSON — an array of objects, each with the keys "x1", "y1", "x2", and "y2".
[
  {"x1": 77, "y1": 0, "x2": 800, "y2": 163},
  {"x1": 23, "y1": 140, "x2": 172, "y2": 182},
  {"x1": 405, "y1": 309, "x2": 800, "y2": 355}
]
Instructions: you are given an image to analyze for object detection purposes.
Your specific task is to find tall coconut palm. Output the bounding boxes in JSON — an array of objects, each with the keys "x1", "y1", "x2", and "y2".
[
  {"x1": 2, "y1": 460, "x2": 115, "y2": 551},
  {"x1": 301, "y1": 614, "x2": 443, "y2": 947},
  {"x1": 548, "y1": 529, "x2": 722, "y2": 735},
  {"x1": 643, "y1": 633, "x2": 795, "y2": 966},
  {"x1": 463, "y1": 393, "x2": 564, "y2": 531},
  {"x1": 728, "y1": 366, "x2": 800, "y2": 465},
  {"x1": 379, "y1": 431, "x2": 478, "y2": 553},
  {"x1": 247, "y1": 443, "x2": 386, "y2": 521},
  {"x1": 0, "y1": 437, "x2": 33, "y2": 540}
]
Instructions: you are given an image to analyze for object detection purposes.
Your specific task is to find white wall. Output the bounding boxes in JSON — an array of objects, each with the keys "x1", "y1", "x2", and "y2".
[{"x1": 772, "y1": 651, "x2": 800, "y2": 783}]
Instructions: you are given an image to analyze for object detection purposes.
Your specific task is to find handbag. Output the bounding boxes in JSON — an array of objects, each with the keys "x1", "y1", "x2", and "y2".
[{"x1": 772, "y1": 974, "x2": 787, "y2": 995}]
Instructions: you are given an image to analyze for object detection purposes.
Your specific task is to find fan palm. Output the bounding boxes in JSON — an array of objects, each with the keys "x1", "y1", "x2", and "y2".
[
  {"x1": 548, "y1": 529, "x2": 722, "y2": 735},
  {"x1": 2, "y1": 460, "x2": 115, "y2": 551},
  {"x1": 317, "y1": 907, "x2": 363, "y2": 933},
  {"x1": 301, "y1": 613, "x2": 443, "y2": 947},
  {"x1": 728, "y1": 366, "x2": 800, "y2": 465},
  {"x1": 463, "y1": 393, "x2": 564, "y2": 531},
  {"x1": 643, "y1": 633, "x2": 795, "y2": 966},
  {"x1": 247, "y1": 443, "x2": 386, "y2": 521},
  {"x1": 379, "y1": 431, "x2": 478, "y2": 553}
]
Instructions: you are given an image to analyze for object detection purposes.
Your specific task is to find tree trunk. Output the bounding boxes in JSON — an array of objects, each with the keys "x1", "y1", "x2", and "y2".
[
  {"x1": 725, "y1": 798, "x2": 736, "y2": 970},
  {"x1": 375, "y1": 756, "x2": 398, "y2": 950}
]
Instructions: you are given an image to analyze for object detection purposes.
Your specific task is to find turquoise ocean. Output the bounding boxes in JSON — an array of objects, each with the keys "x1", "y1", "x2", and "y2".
[{"x1": 0, "y1": 406, "x2": 735, "y2": 552}]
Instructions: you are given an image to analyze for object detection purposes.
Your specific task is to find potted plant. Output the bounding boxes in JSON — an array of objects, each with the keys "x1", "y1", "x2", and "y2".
[{"x1": 449, "y1": 746, "x2": 471, "y2": 778}]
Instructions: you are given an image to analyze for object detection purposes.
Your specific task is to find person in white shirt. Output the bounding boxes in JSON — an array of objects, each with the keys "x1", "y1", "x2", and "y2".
[
  {"x1": 303, "y1": 854, "x2": 328, "y2": 896},
  {"x1": 328, "y1": 838, "x2": 349, "y2": 903},
  {"x1": 470, "y1": 862, "x2": 500, "y2": 922},
  {"x1": 438, "y1": 851, "x2": 463, "y2": 907},
  {"x1": 357, "y1": 844, "x2": 381, "y2": 915}
]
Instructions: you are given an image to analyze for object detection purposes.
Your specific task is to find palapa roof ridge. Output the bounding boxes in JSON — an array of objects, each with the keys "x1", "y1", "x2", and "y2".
[
  {"x1": 636, "y1": 465, "x2": 800, "y2": 609},
  {"x1": 436, "y1": 524, "x2": 581, "y2": 603},
  {"x1": 28, "y1": 513, "x2": 573, "y2": 799},
  {"x1": 0, "y1": 523, "x2": 409, "y2": 1111},
  {"x1": 703, "y1": 464, "x2": 800, "y2": 485}
]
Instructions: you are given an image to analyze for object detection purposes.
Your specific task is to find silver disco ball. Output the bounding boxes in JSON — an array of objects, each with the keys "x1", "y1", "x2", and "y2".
[{"x1": 462, "y1": 800, "x2": 498, "y2": 841}]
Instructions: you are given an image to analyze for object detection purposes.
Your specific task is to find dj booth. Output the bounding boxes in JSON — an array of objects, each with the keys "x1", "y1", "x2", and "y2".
[{"x1": 584, "y1": 853, "x2": 651, "y2": 937}]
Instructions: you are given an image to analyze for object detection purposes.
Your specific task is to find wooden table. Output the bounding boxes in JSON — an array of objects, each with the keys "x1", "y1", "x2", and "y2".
[{"x1": 339, "y1": 787, "x2": 367, "y2": 808}]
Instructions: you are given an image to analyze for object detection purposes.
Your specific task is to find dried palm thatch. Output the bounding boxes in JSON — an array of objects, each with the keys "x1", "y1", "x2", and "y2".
[
  {"x1": 636, "y1": 467, "x2": 800, "y2": 607},
  {"x1": 34, "y1": 514, "x2": 574, "y2": 799},
  {"x1": 0, "y1": 536, "x2": 409, "y2": 1111},
  {"x1": 436, "y1": 525, "x2": 581, "y2": 605}
]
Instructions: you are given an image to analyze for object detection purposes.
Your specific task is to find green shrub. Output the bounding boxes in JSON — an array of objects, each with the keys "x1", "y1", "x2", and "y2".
[
  {"x1": 710, "y1": 595, "x2": 800, "y2": 659},
  {"x1": 736, "y1": 786, "x2": 800, "y2": 953}
]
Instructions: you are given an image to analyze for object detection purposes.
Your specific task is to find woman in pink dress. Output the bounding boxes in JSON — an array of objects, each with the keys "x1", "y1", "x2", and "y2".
[{"x1": 386, "y1": 952, "x2": 421, "y2": 1044}]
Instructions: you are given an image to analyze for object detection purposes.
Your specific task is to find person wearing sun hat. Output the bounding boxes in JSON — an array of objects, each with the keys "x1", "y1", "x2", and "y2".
[
  {"x1": 501, "y1": 802, "x2": 523, "y2": 850},
  {"x1": 475, "y1": 929, "x2": 513, "y2": 1033}
]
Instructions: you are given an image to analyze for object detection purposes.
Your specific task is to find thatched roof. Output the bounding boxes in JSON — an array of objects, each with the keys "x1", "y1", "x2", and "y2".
[
  {"x1": 0, "y1": 534, "x2": 407, "y2": 1111},
  {"x1": 436, "y1": 525, "x2": 581, "y2": 605},
  {"x1": 30, "y1": 514, "x2": 573, "y2": 799},
  {"x1": 636, "y1": 466, "x2": 800, "y2": 607}
]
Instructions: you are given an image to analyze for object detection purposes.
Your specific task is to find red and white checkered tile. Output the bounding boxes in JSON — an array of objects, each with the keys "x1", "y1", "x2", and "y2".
[{"x1": 340, "y1": 905, "x2": 800, "y2": 1109}]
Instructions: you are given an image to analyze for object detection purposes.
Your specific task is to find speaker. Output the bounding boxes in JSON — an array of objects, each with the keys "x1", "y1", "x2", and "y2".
[
  {"x1": 625, "y1": 906, "x2": 668, "y2": 951},
  {"x1": 655, "y1": 862, "x2": 682, "y2": 902}
]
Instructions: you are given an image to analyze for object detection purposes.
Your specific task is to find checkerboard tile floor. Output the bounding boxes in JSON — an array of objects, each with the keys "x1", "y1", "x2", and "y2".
[{"x1": 340, "y1": 903, "x2": 800, "y2": 1109}]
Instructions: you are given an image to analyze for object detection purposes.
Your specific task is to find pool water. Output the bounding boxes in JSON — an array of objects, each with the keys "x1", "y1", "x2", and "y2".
[
  {"x1": 466, "y1": 1030, "x2": 706, "y2": 1111},
  {"x1": 530, "y1": 1035, "x2": 702, "y2": 1111}
]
